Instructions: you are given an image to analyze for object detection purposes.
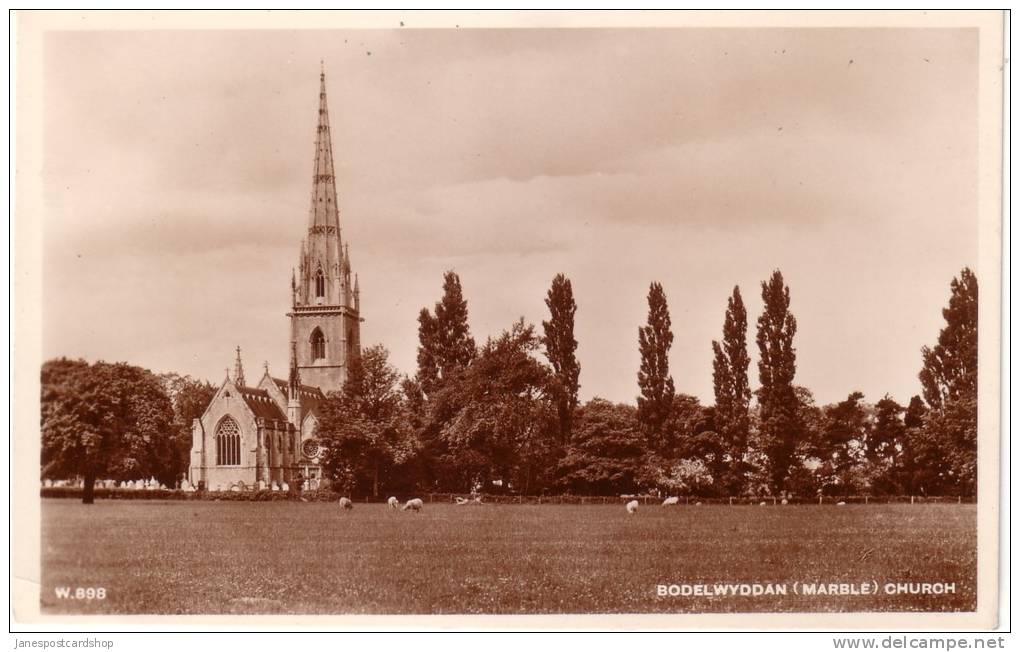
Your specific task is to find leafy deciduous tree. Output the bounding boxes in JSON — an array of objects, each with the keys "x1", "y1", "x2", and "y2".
[
  {"x1": 557, "y1": 399, "x2": 644, "y2": 495},
  {"x1": 160, "y1": 373, "x2": 216, "y2": 486},
  {"x1": 428, "y1": 320, "x2": 558, "y2": 494},
  {"x1": 318, "y1": 345, "x2": 414, "y2": 497},
  {"x1": 42, "y1": 359, "x2": 177, "y2": 503}
]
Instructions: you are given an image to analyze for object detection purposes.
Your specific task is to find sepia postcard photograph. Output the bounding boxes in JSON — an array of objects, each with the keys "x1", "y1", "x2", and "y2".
[{"x1": 10, "y1": 10, "x2": 1005, "y2": 630}]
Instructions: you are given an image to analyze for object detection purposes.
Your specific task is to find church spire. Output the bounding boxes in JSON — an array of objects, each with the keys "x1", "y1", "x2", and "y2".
[
  {"x1": 308, "y1": 64, "x2": 341, "y2": 235},
  {"x1": 234, "y1": 346, "x2": 246, "y2": 387},
  {"x1": 286, "y1": 65, "x2": 362, "y2": 395},
  {"x1": 294, "y1": 64, "x2": 346, "y2": 309}
]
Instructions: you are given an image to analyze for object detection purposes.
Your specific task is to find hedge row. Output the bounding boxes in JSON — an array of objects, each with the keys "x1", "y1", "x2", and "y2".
[{"x1": 39, "y1": 487, "x2": 343, "y2": 502}]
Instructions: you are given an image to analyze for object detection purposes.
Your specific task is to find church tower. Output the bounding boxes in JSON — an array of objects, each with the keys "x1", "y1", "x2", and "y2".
[{"x1": 287, "y1": 66, "x2": 362, "y2": 394}]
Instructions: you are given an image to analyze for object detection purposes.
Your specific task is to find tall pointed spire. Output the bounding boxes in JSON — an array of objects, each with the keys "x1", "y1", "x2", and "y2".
[
  {"x1": 308, "y1": 64, "x2": 341, "y2": 235},
  {"x1": 234, "y1": 346, "x2": 246, "y2": 388},
  {"x1": 295, "y1": 64, "x2": 346, "y2": 309}
]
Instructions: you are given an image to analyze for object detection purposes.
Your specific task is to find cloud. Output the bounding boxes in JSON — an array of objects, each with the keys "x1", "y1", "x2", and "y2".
[{"x1": 38, "y1": 27, "x2": 979, "y2": 406}]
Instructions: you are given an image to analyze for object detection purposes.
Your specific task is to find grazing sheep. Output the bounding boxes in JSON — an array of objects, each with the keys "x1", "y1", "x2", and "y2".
[
  {"x1": 695, "y1": 501, "x2": 702, "y2": 506},
  {"x1": 626, "y1": 500, "x2": 639, "y2": 514},
  {"x1": 836, "y1": 501, "x2": 847, "y2": 506},
  {"x1": 661, "y1": 496, "x2": 679, "y2": 507},
  {"x1": 387, "y1": 496, "x2": 399, "y2": 509},
  {"x1": 403, "y1": 498, "x2": 424, "y2": 512},
  {"x1": 759, "y1": 501, "x2": 767, "y2": 506},
  {"x1": 338, "y1": 497, "x2": 353, "y2": 510},
  {"x1": 455, "y1": 497, "x2": 470, "y2": 505},
  {"x1": 781, "y1": 499, "x2": 789, "y2": 505}
]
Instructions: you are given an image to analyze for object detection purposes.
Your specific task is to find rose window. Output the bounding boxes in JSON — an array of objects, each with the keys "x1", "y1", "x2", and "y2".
[{"x1": 301, "y1": 438, "x2": 321, "y2": 459}]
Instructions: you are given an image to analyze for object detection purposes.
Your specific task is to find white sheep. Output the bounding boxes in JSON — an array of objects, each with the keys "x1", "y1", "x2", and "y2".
[
  {"x1": 781, "y1": 498, "x2": 789, "y2": 505},
  {"x1": 387, "y1": 496, "x2": 399, "y2": 509},
  {"x1": 759, "y1": 501, "x2": 767, "y2": 506},
  {"x1": 695, "y1": 501, "x2": 702, "y2": 506},
  {"x1": 661, "y1": 496, "x2": 679, "y2": 507},
  {"x1": 455, "y1": 496, "x2": 470, "y2": 505},
  {"x1": 338, "y1": 497, "x2": 353, "y2": 510},
  {"x1": 836, "y1": 501, "x2": 847, "y2": 506},
  {"x1": 403, "y1": 498, "x2": 424, "y2": 512},
  {"x1": 626, "y1": 499, "x2": 639, "y2": 514}
]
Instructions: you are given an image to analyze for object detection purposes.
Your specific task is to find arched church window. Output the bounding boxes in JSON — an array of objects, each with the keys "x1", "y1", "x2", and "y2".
[
  {"x1": 216, "y1": 416, "x2": 241, "y2": 466},
  {"x1": 311, "y1": 328, "x2": 326, "y2": 361},
  {"x1": 315, "y1": 268, "x2": 325, "y2": 298}
]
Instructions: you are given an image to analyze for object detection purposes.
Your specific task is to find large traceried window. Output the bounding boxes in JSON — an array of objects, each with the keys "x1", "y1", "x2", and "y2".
[
  {"x1": 216, "y1": 416, "x2": 241, "y2": 466},
  {"x1": 315, "y1": 268, "x2": 325, "y2": 298},
  {"x1": 311, "y1": 328, "x2": 326, "y2": 361}
]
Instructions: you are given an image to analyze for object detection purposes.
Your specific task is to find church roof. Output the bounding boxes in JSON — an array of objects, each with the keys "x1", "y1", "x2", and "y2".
[
  {"x1": 237, "y1": 387, "x2": 288, "y2": 422},
  {"x1": 270, "y1": 377, "x2": 326, "y2": 415}
]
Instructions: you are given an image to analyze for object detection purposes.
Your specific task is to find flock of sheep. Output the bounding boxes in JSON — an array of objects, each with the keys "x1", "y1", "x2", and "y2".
[
  {"x1": 624, "y1": 496, "x2": 820, "y2": 513},
  {"x1": 626, "y1": 496, "x2": 700, "y2": 513},
  {"x1": 337, "y1": 496, "x2": 424, "y2": 512},
  {"x1": 338, "y1": 495, "x2": 848, "y2": 514}
]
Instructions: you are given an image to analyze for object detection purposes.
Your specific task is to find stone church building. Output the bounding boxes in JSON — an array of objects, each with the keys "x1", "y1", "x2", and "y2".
[{"x1": 188, "y1": 68, "x2": 361, "y2": 491}]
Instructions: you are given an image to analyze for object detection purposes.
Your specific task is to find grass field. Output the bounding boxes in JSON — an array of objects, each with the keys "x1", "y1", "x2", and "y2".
[{"x1": 40, "y1": 499, "x2": 976, "y2": 614}]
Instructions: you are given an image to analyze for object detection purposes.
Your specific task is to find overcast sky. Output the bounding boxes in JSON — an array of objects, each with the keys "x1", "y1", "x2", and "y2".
[{"x1": 40, "y1": 27, "x2": 978, "y2": 406}]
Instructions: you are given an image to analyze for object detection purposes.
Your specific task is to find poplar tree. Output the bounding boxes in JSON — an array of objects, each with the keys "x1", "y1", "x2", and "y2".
[
  {"x1": 416, "y1": 309, "x2": 440, "y2": 394},
  {"x1": 711, "y1": 286, "x2": 751, "y2": 493},
  {"x1": 755, "y1": 270, "x2": 801, "y2": 492},
  {"x1": 919, "y1": 268, "x2": 978, "y2": 413},
  {"x1": 434, "y1": 271, "x2": 476, "y2": 377},
  {"x1": 416, "y1": 271, "x2": 476, "y2": 394},
  {"x1": 542, "y1": 274, "x2": 580, "y2": 442},
  {"x1": 637, "y1": 282, "x2": 675, "y2": 449},
  {"x1": 917, "y1": 268, "x2": 978, "y2": 493}
]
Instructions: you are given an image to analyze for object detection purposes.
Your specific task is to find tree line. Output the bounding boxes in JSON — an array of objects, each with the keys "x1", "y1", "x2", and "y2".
[
  {"x1": 318, "y1": 267, "x2": 978, "y2": 499},
  {"x1": 40, "y1": 267, "x2": 977, "y2": 502}
]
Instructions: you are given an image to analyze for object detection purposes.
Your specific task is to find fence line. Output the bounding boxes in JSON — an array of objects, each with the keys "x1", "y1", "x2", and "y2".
[
  {"x1": 38, "y1": 486, "x2": 973, "y2": 505},
  {"x1": 422, "y1": 493, "x2": 973, "y2": 506}
]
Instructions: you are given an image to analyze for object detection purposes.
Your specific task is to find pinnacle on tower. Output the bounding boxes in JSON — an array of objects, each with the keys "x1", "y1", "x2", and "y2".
[
  {"x1": 234, "y1": 346, "x2": 246, "y2": 388},
  {"x1": 288, "y1": 340, "x2": 301, "y2": 398}
]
